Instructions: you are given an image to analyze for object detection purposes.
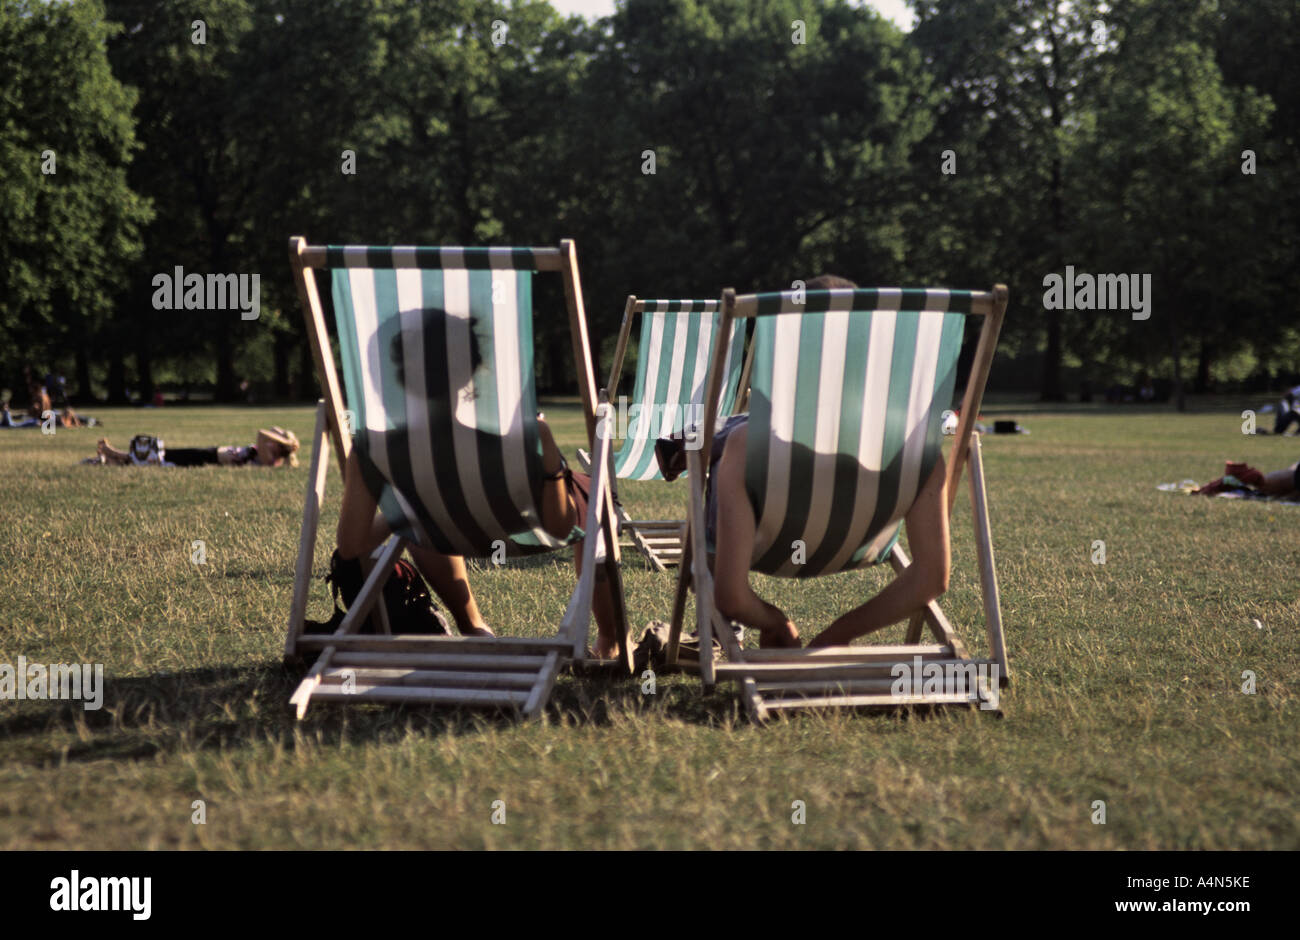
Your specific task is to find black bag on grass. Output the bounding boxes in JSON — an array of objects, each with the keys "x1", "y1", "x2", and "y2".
[{"x1": 303, "y1": 549, "x2": 449, "y2": 635}]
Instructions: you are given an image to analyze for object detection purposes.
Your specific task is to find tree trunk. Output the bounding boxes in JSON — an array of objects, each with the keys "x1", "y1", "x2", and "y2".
[
  {"x1": 1171, "y1": 312, "x2": 1186, "y2": 413},
  {"x1": 1194, "y1": 337, "x2": 1212, "y2": 393},
  {"x1": 452, "y1": 90, "x2": 475, "y2": 243},
  {"x1": 74, "y1": 346, "x2": 93, "y2": 404},
  {"x1": 274, "y1": 332, "x2": 292, "y2": 400},
  {"x1": 136, "y1": 347, "x2": 155, "y2": 402},
  {"x1": 215, "y1": 328, "x2": 237, "y2": 402},
  {"x1": 546, "y1": 333, "x2": 568, "y2": 395},
  {"x1": 1041, "y1": 307, "x2": 1064, "y2": 402},
  {"x1": 107, "y1": 345, "x2": 128, "y2": 404},
  {"x1": 297, "y1": 338, "x2": 316, "y2": 401},
  {"x1": 1040, "y1": 34, "x2": 1067, "y2": 403}
]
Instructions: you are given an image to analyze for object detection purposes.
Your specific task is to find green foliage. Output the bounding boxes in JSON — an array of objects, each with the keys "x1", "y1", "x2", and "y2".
[
  {"x1": 1068, "y1": 0, "x2": 1283, "y2": 402},
  {"x1": 0, "y1": 0, "x2": 151, "y2": 368},
  {"x1": 2, "y1": 0, "x2": 1296, "y2": 402}
]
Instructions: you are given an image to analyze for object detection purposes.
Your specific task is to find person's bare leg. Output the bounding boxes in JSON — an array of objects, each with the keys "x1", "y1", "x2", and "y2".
[
  {"x1": 405, "y1": 545, "x2": 493, "y2": 636},
  {"x1": 337, "y1": 450, "x2": 492, "y2": 636},
  {"x1": 711, "y1": 426, "x2": 799, "y2": 648},
  {"x1": 336, "y1": 451, "x2": 392, "y2": 559},
  {"x1": 97, "y1": 439, "x2": 130, "y2": 465},
  {"x1": 536, "y1": 416, "x2": 571, "y2": 538},
  {"x1": 534, "y1": 416, "x2": 621, "y2": 657},
  {"x1": 807, "y1": 457, "x2": 951, "y2": 647},
  {"x1": 575, "y1": 539, "x2": 621, "y2": 658},
  {"x1": 1259, "y1": 462, "x2": 1300, "y2": 497}
]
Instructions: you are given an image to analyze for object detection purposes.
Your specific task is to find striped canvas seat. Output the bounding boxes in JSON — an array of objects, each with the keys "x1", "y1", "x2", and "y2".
[
  {"x1": 611, "y1": 300, "x2": 746, "y2": 481},
  {"x1": 327, "y1": 247, "x2": 572, "y2": 558},
  {"x1": 743, "y1": 289, "x2": 967, "y2": 578},
  {"x1": 284, "y1": 239, "x2": 632, "y2": 720},
  {"x1": 592, "y1": 296, "x2": 752, "y2": 571},
  {"x1": 667, "y1": 283, "x2": 1010, "y2": 722}
]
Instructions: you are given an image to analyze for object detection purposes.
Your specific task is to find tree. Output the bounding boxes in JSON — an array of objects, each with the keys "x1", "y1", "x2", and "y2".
[
  {"x1": 0, "y1": 0, "x2": 151, "y2": 401},
  {"x1": 1072, "y1": 0, "x2": 1280, "y2": 409},
  {"x1": 564, "y1": 0, "x2": 935, "y2": 354},
  {"x1": 910, "y1": 0, "x2": 1111, "y2": 400}
]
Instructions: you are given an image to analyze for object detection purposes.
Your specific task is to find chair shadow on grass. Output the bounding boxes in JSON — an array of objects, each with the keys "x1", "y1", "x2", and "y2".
[{"x1": 0, "y1": 656, "x2": 766, "y2": 767}]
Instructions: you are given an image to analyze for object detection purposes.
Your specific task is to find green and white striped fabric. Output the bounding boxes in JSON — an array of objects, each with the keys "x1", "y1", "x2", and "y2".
[
  {"x1": 613, "y1": 300, "x2": 746, "y2": 481},
  {"x1": 327, "y1": 246, "x2": 575, "y2": 558},
  {"x1": 743, "y1": 288, "x2": 970, "y2": 579}
]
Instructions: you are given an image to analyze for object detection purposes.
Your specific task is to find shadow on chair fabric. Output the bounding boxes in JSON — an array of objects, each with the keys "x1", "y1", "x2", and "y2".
[
  {"x1": 580, "y1": 295, "x2": 753, "y2": 571},
  {"x1": 666, "y1": 284, "x2": 1011, "y2": 722},
  {"x1": 283, "y1": 238, "x2": 632, "y2": 720}
]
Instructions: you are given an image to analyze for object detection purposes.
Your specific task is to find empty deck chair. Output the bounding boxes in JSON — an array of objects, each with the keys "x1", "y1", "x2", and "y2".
[
  {"x1": 284, "y1": 238, "x2": 631, "y2": 719},
  {"x1": 666, "y1": 284, "x2": 1010, "y2": 721},
  {"x1": 580, "y1": 296, "x2": 752, "y2": 570}
]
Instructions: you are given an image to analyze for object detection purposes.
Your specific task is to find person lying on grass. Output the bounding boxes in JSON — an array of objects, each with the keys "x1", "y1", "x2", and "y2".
[
  {"x1": 1195, "y1": 459, "x2": 1300, "y2": 498},
  {"x1": 334, "y1": 310, "x2": 622, "y2": 655},
  {"x1": 93, "y1": 427, "x2": 299, "y2": 467},
  {"x1": 657, "y1": 274, "x2": 951, "y2": 652}
]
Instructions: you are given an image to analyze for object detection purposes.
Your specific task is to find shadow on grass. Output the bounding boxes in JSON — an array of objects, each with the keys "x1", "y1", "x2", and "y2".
[
  {"x1": 0, "y1": 651, "x2": 979, "y2": 767},
  {"x1": 0, "y1": 658, "x2": 757, "y2": 766}
]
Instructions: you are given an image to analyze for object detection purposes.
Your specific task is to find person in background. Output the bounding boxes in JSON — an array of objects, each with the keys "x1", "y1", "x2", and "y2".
[
  {"x1": 1272, "y1": 390, "x2": 1299, "y2": 435},
  {"x1": 92, "y1": 427, "x2": 300, "y2": 467},
  {"x1": 1195, "y1": 459, "x2": 1300, "y2": 498}
]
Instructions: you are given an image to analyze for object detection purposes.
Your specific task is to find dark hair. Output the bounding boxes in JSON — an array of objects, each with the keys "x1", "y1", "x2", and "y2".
[
  {"x1": 805, "y1": 274, "x2": 858, "y2": 290},
  {"x1": 389, "y1": 309, "x2": 485, "y2": 383}
]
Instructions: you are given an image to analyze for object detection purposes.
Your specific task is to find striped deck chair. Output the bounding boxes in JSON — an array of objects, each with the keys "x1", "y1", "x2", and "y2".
[
  {"x1": 283, "y1": 237, "x2": 631, "y2": 719},
  {"x1": 578, "y1": 296, "x2": 753, "y2": 570},
  {"x1": 666, "y1": 284, "x2": 1010, "y2": 721}
]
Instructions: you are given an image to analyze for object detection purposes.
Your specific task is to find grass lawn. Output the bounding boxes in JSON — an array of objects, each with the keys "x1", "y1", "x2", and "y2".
[{"x1": 1, "y1": 399, "x2": 1296, "y2": 849}]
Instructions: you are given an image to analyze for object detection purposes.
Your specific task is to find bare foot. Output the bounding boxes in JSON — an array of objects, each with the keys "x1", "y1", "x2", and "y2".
[
  {"x1": 759, "y1": 619, "x2": 801, "y2": 649},
  {"x1": 459, "y1": 623, "x2": 495, "y2": 638}
]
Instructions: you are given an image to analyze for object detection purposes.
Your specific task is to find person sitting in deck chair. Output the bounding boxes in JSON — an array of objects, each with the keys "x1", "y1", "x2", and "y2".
[
  {"x1": 333, "y1": 310, "x2": 623, "y2": 655},
  {"x1": 657, "y1": 275, "x2": 952, "y2": 652}
]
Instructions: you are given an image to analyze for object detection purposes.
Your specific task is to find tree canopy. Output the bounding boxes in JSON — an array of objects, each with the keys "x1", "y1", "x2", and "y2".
[{"x1": 1, "y1": 0, "x2": 1294, "y2": 406}]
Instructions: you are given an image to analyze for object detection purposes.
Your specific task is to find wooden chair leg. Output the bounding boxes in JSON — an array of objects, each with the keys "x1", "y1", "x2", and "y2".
[
  {"x1": 291, "y1": 536, "x2": 403, "y2": 718},
  {"x1": 359, "y1": 541, "x2": 396, "y2": 635},
  {"x1": 968, "y1": 434, "x2": 1009, "y2": 685},
  {"x1": 889, "y1": 545, "x2": 970, "y2": 659},
  {"x1": 600, "y1": 516, "x2": 634, "y2": 676},
  {"x1": 286, "y1": 401, "x2": 330, "y2": 659},
  {"x1": 665, "y1": 530, "x2": 692, "y2": 665}
]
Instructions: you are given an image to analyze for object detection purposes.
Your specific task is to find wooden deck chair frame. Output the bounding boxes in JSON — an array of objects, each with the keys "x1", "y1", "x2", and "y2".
[
  {"x1": 283, "y1": 237, "x2": 632, "y2": 720},
  {"x1": 580, "y1": 295, "x2": 756, "y2": 571},
  {"x1": 665, "y1": 284, "x2": 1010, "y2": 722}
]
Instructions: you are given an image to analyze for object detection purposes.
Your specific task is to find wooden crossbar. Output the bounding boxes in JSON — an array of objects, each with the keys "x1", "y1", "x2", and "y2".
[
  {"x1": 308, "y1": 685, "x2": 531, "y2": 706},
  {"x1": 296, "y1": 246, "x2": 566, "y2": 271},
  {"x1": 293, "y1": 635, "x2": 573, "y2": 653},
  {"x1": 320, "y1": 667, "x2": 539, "y2": 689}
]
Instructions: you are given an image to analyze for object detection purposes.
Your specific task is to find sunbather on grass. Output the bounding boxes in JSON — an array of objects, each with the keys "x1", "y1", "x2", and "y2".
[
  {"x1": 685, "y1": 274, "x2": 953, "y2": 650},
  {"x1": 94, "y1": 427, "x2": 299, "y2": 467},
  {"x1": 1195, "y1": 460, "x2": 1300, "y2": 497}
]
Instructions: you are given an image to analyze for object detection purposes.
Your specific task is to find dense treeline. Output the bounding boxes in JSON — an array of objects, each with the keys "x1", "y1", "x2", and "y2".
[{"x1": 1, "y1": 0, "x2": 1295, "y2": 407}]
